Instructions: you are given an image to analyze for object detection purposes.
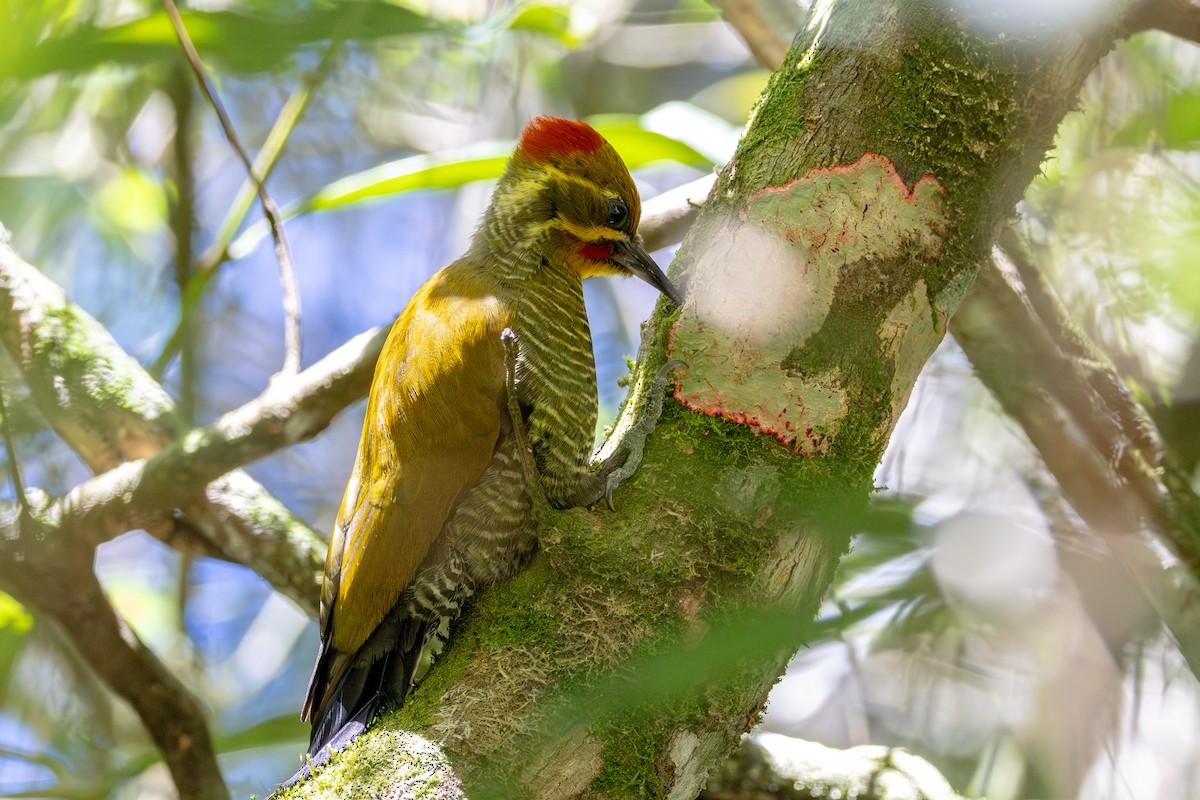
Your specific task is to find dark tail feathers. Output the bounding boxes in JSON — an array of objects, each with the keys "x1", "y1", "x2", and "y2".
[{"x1": 282, "y1": 619, "x2": 429, "y2": 788}]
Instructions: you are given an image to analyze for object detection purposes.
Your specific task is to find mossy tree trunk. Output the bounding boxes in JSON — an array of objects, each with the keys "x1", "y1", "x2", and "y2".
[{"x1": 280, "y1": 2, "x2": 1132, "y2": 798}]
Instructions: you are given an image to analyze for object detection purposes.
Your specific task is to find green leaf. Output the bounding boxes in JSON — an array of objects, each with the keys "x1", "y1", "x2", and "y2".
[
  {"x1": 227, "y1": 144, "x2": 511, "y2": 259},
  {"x1": 0, "y1": 592, "x2": 32, "y2": 711},
  {"x1": 4, "y1": 1, "x2": 438, "y2": 78},
  {"x1": 303, "y1": 147, "x2": 512, "y2": 214},
  {"x1": 218, "y1": 713, "x2": 308, "y2": 752},
  {"x1": 1110, "y1": 87, "x2": 1200, "y2": 150},
  {"x1": 590, "y1": 116, "x2": 716, "y2": 169},
  {"x1": 227, "y1": 121, "x2": 714, "y2": 260},
  {"x1": 503, "y1": 4, "x2": 577, "y2": 47}
]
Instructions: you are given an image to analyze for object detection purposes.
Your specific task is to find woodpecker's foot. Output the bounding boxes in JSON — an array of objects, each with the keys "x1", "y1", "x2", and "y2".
[
  {"x1": 590, "y1": 359, "x2": 685, "y2": 511},
  {"x1": 501, "y1": 328, "x2": 548, "y2": 510}
]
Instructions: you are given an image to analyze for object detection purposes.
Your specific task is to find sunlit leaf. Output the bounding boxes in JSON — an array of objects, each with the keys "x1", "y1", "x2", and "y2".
[
  {"x1": 0, "y1": 591, "x2": 31, "y2": 633},
  {"x1": 303, "y1": 148, "x2": 511, "y2": 214},
  {"x1": 0, "y1": 591, "x2": 31, "y2": 712},
  {"x1": 1110, "y1": 87, "x2": 1200, "y2": 150},
  {"x1": 228, "y1": 122, "x2": 713, "y2": 259},
  {"x1": 4, "y1": 1, "x2": 438, "y2": 78},
  {"x1": 97, "y1": 167, "x2": 166, "y2": 235},
  {"x1": 503, "y1": 4, "x2": 577, "y2": 47},
  {"x1": 591, "y1": 116, "x2": 717, "y2": 168}
]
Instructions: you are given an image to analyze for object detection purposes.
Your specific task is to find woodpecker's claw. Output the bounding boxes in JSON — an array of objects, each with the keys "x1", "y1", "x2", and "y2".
[{"x1": 599, "y1": 359, "x2": 686, "y2": 511}]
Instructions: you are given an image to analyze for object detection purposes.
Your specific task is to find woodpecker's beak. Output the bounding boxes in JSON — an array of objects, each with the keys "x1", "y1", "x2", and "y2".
[{"x1": 616, "y1": 237, "x2": 683, "y2": 306}]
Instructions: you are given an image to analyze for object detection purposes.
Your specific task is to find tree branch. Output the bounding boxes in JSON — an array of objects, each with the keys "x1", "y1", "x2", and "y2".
[
  {"x1": 1125, "y1": 0, "x2": 1200, "y2": 42},
  {"x1": 712, "y1": 0, "x2": 788, "y2": 70},
  {"x1": 0, "y1": 508, "x2": 228, "y2": 800},
  {"x1": 950, "y1": 240, "x2": 1200, "y2": 676},
  {"x1": 47, "y1": 325, "x2": 387, "y2": 550},
  {"x1": 0, "y1": 229, "x2": 328, "y2": 612},
  {"x1": 0, "y1": 380, "x2": 28, "y2": 516},
  {"x1": 640, "y1": 174, "x2": 715, "y2": 252}
]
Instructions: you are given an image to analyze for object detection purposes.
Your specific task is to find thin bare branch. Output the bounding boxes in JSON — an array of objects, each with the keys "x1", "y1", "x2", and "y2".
[
  {"x1": 199, "y1": 43, "x2": 340, "y2": 274},
  {"x1": 161, "y1": 0, "x2": 302, "y2": 375},
  {"x1": 1125, "y1": 0, "x2": 1200, "y2": 41},
  {"x1": 0, "y1": 381, "x2": 27, "y2": 516},
  {"x1": 155, "y1": 43, "x2": 339, "y2": 378},
  {"x1": 712, "y1": 0, "x2": 788, "y2": 70},
  {"x1": 168, "y1": 63, "x2": 199, "y2": 426}
]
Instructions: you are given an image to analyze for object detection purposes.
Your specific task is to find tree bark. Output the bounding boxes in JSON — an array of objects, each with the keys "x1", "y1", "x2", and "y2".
[{"x1": 278, "y1": 1, "x2": 1131, "y2": 797}]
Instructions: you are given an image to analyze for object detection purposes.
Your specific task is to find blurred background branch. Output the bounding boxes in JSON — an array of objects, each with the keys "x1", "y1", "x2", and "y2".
[
  {"x1": 0, "y1": 232, "x2": 325, "y2": 611},
  {"x1": 1126, "y1": 0, "x2": 1200, "y2": 40},
  {"x1": 951, "y1": 239, "x2": 1200, "y2": 677},
  {"x1": 0, "y1": 505, "x2": 227, "y2": 799}
]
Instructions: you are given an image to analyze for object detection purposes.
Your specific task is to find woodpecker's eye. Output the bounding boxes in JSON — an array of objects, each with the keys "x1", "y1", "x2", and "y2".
[{"x1": 606, "y1": 199, "x2": 629, "y2": 228}]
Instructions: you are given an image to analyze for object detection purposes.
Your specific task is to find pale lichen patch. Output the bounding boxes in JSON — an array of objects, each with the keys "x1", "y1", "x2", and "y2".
[
  {"x1": 663, "y1": 730, "x2": 703, "y2": 800},
  {"x1": 278, "y1": 731, "x2": 455, "y2": 799},
  {"x1": 879, "y1": 279, "x2": 943, "y2": 441},
  {"x1": 669, "y1": 153, "x2": 948, "y2": 453},
  {"x1": 685, "y1": 221, "x2": 834, "y2": 347},
  {"x1": 670, "y1": 311, "x2": 847, "y2": 452}
]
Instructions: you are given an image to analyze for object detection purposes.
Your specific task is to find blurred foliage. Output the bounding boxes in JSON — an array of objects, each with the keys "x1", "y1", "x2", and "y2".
[
  {"x1": 0, "y1": 593, "x2": 30, "y2": 713},
  {"x1": 1022, "y1": 34, "x2": 1200, "y2": 382},
  {"x1": 1, "y1": 2, "x2": 436, "y2": 79},
  {"x1": 228, "y1": 119, "x2": 714, "y2": 256},
  {"x1": 0, "y1": 0, "x2": 1197, "y2": 798}
]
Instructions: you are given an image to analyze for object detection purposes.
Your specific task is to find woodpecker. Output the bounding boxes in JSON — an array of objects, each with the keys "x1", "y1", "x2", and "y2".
[{"x1": 293, "y1": 117, "x2": 681, "y2": 779}]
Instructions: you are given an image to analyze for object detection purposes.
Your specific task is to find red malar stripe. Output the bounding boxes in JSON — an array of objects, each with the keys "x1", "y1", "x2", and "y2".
[{"x1": 579, "y1": 241, "x2": 615, "y2": 261}]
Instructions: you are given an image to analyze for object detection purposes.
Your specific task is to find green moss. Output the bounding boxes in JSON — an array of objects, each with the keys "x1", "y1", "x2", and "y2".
[
  {"x1": 471, "y1": 560, "x2": 565, "y2": 648},
  {"x1": 592, "y1": 713, "x2": 674, "y2": 797},
  {"x1": 391, "y1": 561, "x2": 567, "y2": 731},
  {"x1": 879, "y1": 3, "x2": 1022, "y2": 266},
  {"x1": 32, "y1": 304, "x2": 176, "y2": 422},
  {"x1": 731, "y1": 30, "x2": 828, "y2": 198}
]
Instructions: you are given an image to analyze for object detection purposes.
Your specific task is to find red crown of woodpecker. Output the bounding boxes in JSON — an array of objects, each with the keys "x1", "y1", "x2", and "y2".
[{"x1": 517, "y1": 116, "x2": 604, "y2": 162}]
